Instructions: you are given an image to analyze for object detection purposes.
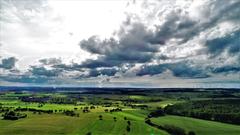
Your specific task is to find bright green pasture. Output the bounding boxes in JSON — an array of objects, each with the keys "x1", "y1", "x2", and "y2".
[
  {"x1": 151, "y1": 115, "x2": 240, "y2": 135},
  {"x1": 0, "y1": 99, "x2": 84, "y2": 110},
  {"x1": 145, "y1": 100, "x2": 183, "y2": 108},
  {"x1": 0, "y1": 110, "x2": 168, "y2": 135}
]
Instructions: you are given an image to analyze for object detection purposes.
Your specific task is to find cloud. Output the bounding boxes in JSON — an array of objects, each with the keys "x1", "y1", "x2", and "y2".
[
  {"x1": 86, "y1": 68, "x2": 118, "y2": 78},
  {"x1": 0, "y1": 74, "x2": 50, "y2": 84},
  {"x1": 0, "y1": 57, "x2": 18, "y2": 69},
  {"x1": 206, "y1": 30, "x2": 240, "y2": 56},
  {"x1": 136, "y1": 61, "x2": 209, "y2": 78},
  {"x1": 37, "y1": 0, "x2": 240, "y2": 80},
  {"x1": 210, "y1": 65, "x2": 240, "y2": 74},
  {"x1": 77, "y1": 0, "x2": 240, "y2": 79},
  {"x1": 39, "y1": 58, "x2": 62, "y2": 65},
  {"x1": 79, "y1": 23, "x2": 160, "y2": 68},
  {"x1": 29, "y1": 66, "x2": 62, "y2": 77},
  {"x1": 1, "y1": 0, "x2": 240, "y2": 85}
]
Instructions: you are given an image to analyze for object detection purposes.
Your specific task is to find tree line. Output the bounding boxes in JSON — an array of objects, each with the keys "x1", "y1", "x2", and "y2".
[{"x1": 164, "y1": 99, "x2": 240, "y2": 125}]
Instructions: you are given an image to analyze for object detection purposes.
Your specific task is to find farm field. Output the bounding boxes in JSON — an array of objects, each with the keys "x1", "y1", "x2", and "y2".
[
  {"x1": 0, "y1": 112, "x2": 168, "y2": 135},
  {"x1": 0, "y1": 87, "x2": 240, "y2": 135},
  {"x1": 151, "y1": 115, "x2": 240, "y2": 135}
]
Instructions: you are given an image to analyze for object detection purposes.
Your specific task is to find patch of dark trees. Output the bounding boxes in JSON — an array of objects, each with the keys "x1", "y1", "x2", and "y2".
[
  {"x1": 104, "y1": 108, "x2": 122, "y2": 113},
  {"x1": 164, "y1": 99, "x2": 240, "y2": 125},
  {"x1": 20, "y1": 96, "x2": 50, "y2": 103},
  {"x1": 120, "y1": 98, "x2": 162, "y2": 105},
  {"x1": 63, "y1": 110, "x2": 79, "y2": 117},
  {"x1": 82, "y1": 107, "x2": 90, "y2": 113},
  {"x1": 14, "y1": 107, "x2": 80, "y2": 117},
  {"x1": 148, "y1": 108, "x2": 165, "y2": 118},
  {"x1": 0, "y1": 106, "x2": 15, "y2": 113},
  {"x1": 146, "y1": 99, "x2": 240, "y2": 125},
  {"x1": 101, "y1": 102, "x2": 113, "y2": 107},
  {"x1": 145, "y1": 118, "x2": 196, "y2": 135},
  {"x1": 15, "y1": 107, "x2": 54, "y2": 114},
  {"x1": 49, "y1": 97, "x2": 77, "y2": 104},
  {"x1": 2, "y1": 111, "x2": 27, "y2": 120},
  {"x1": 19, "y1": 95, "x2": 81, "y2": 105},
  {"x1": 67, "y1": 95, "x2": 84, "y2": 101},
  {"x1": 0, "y1": 108, "x2": 10, "y2": 113}
]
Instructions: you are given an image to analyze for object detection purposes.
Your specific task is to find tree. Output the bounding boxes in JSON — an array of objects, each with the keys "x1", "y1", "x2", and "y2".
[
  {"x1": 126, "y1": 125, "x2": 131, "y2": 132},
  {"x1": 148, "y1": 108, "x2": 165, "y2": 118},
  {"x1": 127, "y1": 120, "x2": 131, "y2": 125},
  {"x1": 163, "y1": 125, "x2": 186, "y2": 135},
  {"x1": 99, "y1": 115, "x2": 103, "y2": 120},
  {"x1": 86, "y1": 132, "x2": 91, "y2": 135},
  {"x1": 3, "y1": 111, "x2": 27, "y2": 120},
  {"x1": 145, "y1": 118, "x2": 151, "y2": 124},
  {"x1": 90, "y1": 106, "x2": 95, "y2": 109},
  {"x1": 188, "y1": 131, "x2": 196, "y2": 135}
]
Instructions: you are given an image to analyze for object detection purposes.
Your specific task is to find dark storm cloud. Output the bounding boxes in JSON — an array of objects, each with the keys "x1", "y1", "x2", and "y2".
[
  {"x1": 52, "y1": 63, "x2": 81, "y2": 72},
  {"x1": 78, "y1": 0, "x2": 240, "y2": 73},
  {"x1": 137, "y1": 62, "x2": 240, "y2": 78},
  {"x1": 152, "y1": 0, "x2": 240, "y2": 44},
  {"x1": 80, "y1": 58, "x2": 121, "y2": 68},
  {"x1": 137, "y1": 62, "x2": 209, "y2": 78},
  {"x1": 80, "y1": 23, "x2": 160, "y2": 68},
  {"x1": 29, "y1": 66, "x2": 62, "y2": 77},
  {"x1": 86, "y1": 68, "x2": 118, "y2": 77},
  {"x1": 206, "y1": 30, "x2": 240, "y2": 56},
  {"x1": 0, "y1": 57, "x2": 18, "y2": 69},
  {"x1": 210, "y1": 66, "x2": 240, "y2": 74},
  {"x1": 152, "y1": 11, "x2": 197, "y2": 44}
]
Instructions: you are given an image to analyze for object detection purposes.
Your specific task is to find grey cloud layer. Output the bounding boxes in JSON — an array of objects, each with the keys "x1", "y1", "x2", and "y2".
[
  {"x1": 76, "y1": 0, "x2": 240, "y2": 78},
  {"x1": 34, "y1": 0, "x2": 240, "y2": 80},
  {"x1": 29, "y1": 66, "x2": 62, "y2": 77},
  {"x1": 136, "y1": 61, "x2": 209, "y2": 78},
  {"x1": 1, "y1": 0, "x2": 240, "y2": 84}
]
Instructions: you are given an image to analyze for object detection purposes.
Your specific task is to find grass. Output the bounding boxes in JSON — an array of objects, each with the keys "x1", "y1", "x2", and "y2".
[
  {"x1": 1, "y1": 90, "x2": 240, "y2": 135},
  {"x1": 0, "y1": 111, "x2": 169, "y2": 135},
  {"x1": 0, "y1": 97, "x2": 168, "y2": 135},
  {"x1": 151, "y1": 115, "x2": 240, "y2": 135},
  {"x1": 145, "y1": 100, "x2": 184, "y2": 108}
]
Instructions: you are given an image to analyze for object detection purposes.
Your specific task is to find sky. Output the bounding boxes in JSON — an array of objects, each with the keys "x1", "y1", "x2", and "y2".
[{"x1": 0, "y1": 0, "x2": 240, "y2": 88}]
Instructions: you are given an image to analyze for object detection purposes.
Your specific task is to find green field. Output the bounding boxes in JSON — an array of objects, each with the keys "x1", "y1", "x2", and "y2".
[
  {"x1": 151, "y1": 115, "x2": 240, "y2": 135},
  {"x1": 0, "y1": 89, "x2": 240, "y2": 135},
  {"x1": 0, "y1": 109, "x2": 168, "y2": 135}
]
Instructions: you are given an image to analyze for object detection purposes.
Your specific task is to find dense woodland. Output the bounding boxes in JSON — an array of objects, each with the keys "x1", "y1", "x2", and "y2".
[{"x1": 164, "y1": 99, "x2": 240, "y2": 124}]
